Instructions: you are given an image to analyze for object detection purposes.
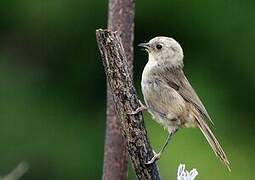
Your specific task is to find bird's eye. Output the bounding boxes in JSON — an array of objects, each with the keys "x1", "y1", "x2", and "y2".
[{"x1": 156, "y1": 44, "x2": 162, "y2": 50}]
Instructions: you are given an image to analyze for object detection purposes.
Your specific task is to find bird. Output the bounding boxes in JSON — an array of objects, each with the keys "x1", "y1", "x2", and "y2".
[{"x1": 131, "y1": 36, "x2": 230, "y2": 171}]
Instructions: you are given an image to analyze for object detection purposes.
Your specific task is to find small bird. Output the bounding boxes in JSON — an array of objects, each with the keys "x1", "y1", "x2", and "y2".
[{"x1": 132, "y1": 36, "x2": 230, "y2": 171}]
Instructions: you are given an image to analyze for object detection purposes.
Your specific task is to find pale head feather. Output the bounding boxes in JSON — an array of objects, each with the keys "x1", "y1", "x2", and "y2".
[{"x1": 146, "y1": 36, "x2": 184, "y2": 68}]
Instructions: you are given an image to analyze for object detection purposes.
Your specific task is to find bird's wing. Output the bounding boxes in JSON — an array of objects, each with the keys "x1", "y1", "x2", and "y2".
[{"x1": 161, "y1": 68, "x2": 214, "y2": 125}]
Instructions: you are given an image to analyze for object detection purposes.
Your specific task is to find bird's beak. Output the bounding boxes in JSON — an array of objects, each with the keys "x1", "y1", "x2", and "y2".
[{"x1": 138, "y1": 42, "x2": 150, "y2": 50}]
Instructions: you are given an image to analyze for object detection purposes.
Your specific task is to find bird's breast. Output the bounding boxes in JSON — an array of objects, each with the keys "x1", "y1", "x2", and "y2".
[{"x1": 141, "y1": 64, "x2": 196, "y2": 131}]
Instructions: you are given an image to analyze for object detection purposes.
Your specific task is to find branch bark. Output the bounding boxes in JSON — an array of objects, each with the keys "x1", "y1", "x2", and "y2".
[
  {"x1": 96, "y1": 29, "x2": 161, "y2": 180},
  {"x1": 103, "y1": 0, "x2": 135, "y2": 179}
]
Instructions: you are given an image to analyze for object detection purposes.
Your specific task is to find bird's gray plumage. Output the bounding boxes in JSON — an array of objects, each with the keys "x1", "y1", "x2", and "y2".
[
  {"x1": 139, "y1": 36, "x2": 230, "y2": 170},
  {"x1": 160, "y1": 66, "x2": 214, "y2": 125}
]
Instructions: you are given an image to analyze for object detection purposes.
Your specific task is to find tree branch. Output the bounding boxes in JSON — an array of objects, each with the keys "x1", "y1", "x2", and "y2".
[
  {"x1": 102, "y1": 0, "x2": 135, "y2": 179},
  {"x1": 96, "y1": 29, "x2": 161, "y2": 180}
]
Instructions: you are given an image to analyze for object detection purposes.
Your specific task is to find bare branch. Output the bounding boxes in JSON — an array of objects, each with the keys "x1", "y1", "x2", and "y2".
[
  {"x1": 2, "y1": 162, "x2": 29, "y2": 180},
  {"x1": 103, "y1": 0, "x2": 135, "y2": 179},
  {"x1": 96, "y1": 29, "x2": 161, "y2": 180}
]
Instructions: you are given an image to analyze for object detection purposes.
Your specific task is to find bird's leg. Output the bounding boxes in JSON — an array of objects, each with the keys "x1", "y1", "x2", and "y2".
[
  {"x1": 127, "y1": 100, "x2": 147, "y2": 115},
  {"x1": 145, "y1": 129, "x2": 178, "y2": 164},
  {"x1": 145, "y1": 133, "x2": 172, "y2": 164}
]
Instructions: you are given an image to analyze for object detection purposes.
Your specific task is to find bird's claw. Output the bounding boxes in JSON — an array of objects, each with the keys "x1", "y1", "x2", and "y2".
[
  {"x1": 127, "y1": 100, "x2": 147, "y2": 115},
  {"x1": 127, "y1": 106, "x2": 147, "y2": 115},
  {"x1": 145, "y1": 152, "x2": 161, "y2": 165}
]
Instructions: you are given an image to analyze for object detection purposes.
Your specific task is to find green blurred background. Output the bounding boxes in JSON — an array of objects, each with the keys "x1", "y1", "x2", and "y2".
[{"x1": 0, "y1": 0, "x2": 254, "y2": 179}]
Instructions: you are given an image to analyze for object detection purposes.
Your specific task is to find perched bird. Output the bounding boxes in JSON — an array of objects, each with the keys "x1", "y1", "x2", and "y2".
[{"x1": 132, "y1": 36, "x2": 230, "y2": 170}]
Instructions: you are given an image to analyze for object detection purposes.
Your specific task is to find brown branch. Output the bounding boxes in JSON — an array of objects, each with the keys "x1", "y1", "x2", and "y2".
[
  {"x1": 103, "y1": 0, "x2": 135, "y2": 179},
  {"x1": 96, "y1": 29, "x2": 161, "y2": 180},
  {"x1": 3, "y1": 162, "x2": 29, "y2": 180}
]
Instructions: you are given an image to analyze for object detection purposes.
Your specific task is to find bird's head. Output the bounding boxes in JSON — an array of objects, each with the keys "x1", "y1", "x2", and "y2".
[{"x1": 138, "y1": 36, "x2": 184, "y2": 68}]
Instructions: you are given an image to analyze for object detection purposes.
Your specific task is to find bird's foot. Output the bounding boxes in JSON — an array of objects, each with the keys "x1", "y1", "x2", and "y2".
[
  {"x1": 127, "y1": 100, "x2": 147, "y2": 115},
  {"x1": 145, "y1": 151, "x2": 161, "y2": 165},
  {"x1": 128, "y1": 106, "x2": 147, "y2": 115}
]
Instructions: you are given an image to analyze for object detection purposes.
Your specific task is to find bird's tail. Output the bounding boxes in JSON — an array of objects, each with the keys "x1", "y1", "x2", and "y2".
[{"x1": 192, "y1": 111, "x2": 231, "y2": 171}]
